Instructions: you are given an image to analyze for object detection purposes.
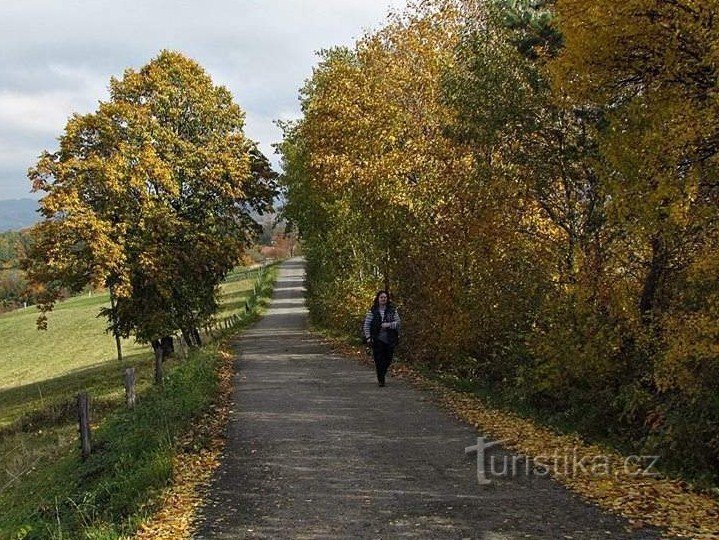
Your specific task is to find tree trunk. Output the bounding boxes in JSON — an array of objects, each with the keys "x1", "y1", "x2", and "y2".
[
  {"x1": 154, "y1": 345, "x2": 164, "y2": 386},
  {"x1": 639, "y1": 235, "x2": 668, "y2": 325},
  {"x1": 176, "y1": 334, "x2": 187, "y2": 359},
  {"x1": 160, "y1": 335, "x2": 174, "y2": 358},
  {"x1": 109, "y1": 286, "x2": 123, "y2": 363},
  {"x1": 182, "y1": 327, "x2": 201, "y2": 348}
]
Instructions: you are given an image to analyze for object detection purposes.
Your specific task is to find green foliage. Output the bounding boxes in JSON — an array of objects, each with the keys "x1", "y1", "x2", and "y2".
[
  {"x1": 0, "y1": 231, "x2": 30, "y2": 268},
  {"x1": 0, "y1": 231, "x2": 35, "y2": 312},
  {"x1": 493, "y1": 0, "x2": 562, "y2": 58}
]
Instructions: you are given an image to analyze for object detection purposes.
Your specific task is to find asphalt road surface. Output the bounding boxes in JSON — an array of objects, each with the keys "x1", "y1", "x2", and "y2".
[{"x1": 193, "y1": 258, "x2": 662, "y2": 540}]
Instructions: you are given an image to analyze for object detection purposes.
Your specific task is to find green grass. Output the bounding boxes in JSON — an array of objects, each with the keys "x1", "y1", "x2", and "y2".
[
  {"x1": 0, "y1": 294, "x2": 148, "y2": 427},
  {"x1": 0, "y1": 350, "x2": 216, "y2": 540},
  {"x1": 0, "y1": 263, "x2": 279, "y2": 540},
  {"x1": 0, "y1": 266, "x2": 268, "y2": 428},
  {"x1": 217, "y1": 266, "x2": 265, "y2": 318}
]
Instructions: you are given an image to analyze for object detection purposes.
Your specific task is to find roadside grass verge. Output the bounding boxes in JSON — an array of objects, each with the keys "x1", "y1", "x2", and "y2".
[
  {"x1": 0, "y1": 348, "x2": 217, "y2": 539},
  {"x1": 0, "y1": 263, "x2": 278, "y2": 540}
]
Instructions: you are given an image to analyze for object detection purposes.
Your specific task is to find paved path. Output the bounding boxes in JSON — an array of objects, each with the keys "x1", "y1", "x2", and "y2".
[{"x1": 194, "y1": 258, "x2": 661, "y2": 539}]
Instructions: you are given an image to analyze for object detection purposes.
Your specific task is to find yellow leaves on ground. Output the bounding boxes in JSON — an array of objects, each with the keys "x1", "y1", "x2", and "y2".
[
  {"x1": 444, "y1": 391, "x2": 719, "y2": 538},
  {"x1": 425, "y1": 375, "x2": 718, "y2": 538},
  {"x1": 134, "y1": 346, "x2": 234, "y2": 540},
  {"x1": 335, "y1": 337, "x2": 719, "y2": 539}
]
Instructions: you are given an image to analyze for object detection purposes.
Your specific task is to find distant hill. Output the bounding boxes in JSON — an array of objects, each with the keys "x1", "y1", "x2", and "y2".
[{"x1": 0, "y1": 199, "x2": 39, "y2": 232}]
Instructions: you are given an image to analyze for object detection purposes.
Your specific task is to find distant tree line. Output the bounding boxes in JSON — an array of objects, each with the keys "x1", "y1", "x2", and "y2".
[
  {"x1": 280, "y1": 0, "x2": 719, "y2": 484},
  {"x1": 0, "y1": 230, "x2": 35, "y2": 312}
]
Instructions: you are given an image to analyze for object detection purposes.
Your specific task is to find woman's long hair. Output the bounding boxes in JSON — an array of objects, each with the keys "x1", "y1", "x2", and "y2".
[{"x1": 371, "y1": 290, "x2": 393, "y2": 311}]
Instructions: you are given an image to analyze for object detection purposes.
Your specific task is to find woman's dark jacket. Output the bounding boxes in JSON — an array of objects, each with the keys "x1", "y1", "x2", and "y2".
[{"x1": 363, "y1": 304, "x2": 400, "y2": 347}]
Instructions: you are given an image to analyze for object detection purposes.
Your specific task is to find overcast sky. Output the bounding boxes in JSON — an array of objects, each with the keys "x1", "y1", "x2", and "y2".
[{"x1": 0, "y1": 0, "x2": 407, "y2": 201}]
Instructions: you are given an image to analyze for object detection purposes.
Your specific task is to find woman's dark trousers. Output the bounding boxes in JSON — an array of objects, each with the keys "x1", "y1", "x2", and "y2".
[{"x1": 372, "y1": 340, "x2": 394, "y2": 385}]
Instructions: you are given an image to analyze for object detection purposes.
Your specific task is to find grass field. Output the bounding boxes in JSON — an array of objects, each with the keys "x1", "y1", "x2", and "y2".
[
  {"x1": 0, "y1": 294, "x2": 148, "y2": 430},
  {"x1": 0, "y1": 264, "x2": 274, "y2": 539},
  {"x1": 0, "y1": 265, "x2": 263, "y2": 426}
]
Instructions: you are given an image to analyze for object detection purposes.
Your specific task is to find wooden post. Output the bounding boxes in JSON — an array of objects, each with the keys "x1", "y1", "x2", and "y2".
[
  {"x1": 124, "y1": 368, "x2": 136, "y2": 408},
  {"x1": 154, "y1": 346, "x2": 164, "y2": 386},
  {"x1": 77, "y1": 392, "x2": 91, "y2": 460}
]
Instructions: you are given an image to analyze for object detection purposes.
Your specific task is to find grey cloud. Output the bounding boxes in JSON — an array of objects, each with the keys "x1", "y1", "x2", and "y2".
[{"x1": 0, "y1": 0, "x2": 407, "y2": 200}]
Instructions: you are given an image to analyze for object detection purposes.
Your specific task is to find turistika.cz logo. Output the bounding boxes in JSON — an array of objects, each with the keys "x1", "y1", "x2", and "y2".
[{"x1": 465, "y1": 437, "x2": 659, "y2": 486}]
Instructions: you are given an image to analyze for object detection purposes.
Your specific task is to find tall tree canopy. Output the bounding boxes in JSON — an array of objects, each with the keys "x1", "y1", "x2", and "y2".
[
  {"x1": 24, "y1": 50, "x2": 277, "y2": 350},
  {"x1": 280, "y1": 0, "x2": 719, "y2": 484}
]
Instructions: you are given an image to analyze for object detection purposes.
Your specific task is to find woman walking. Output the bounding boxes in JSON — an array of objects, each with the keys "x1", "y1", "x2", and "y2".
[{"x1": 362, "y1": 290, "x2": 400, "y2": 387}]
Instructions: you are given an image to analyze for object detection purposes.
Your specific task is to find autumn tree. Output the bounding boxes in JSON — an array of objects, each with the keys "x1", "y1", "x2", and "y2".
[
  {"x1": 281, "y1": 0, "x2": 719, "y2": 482},
  {"x1": 548, "y1": 0, "x2": 719, "y2": 476},
  {"x1": 24, "y1": 51, "x2": 277, "y2": 359},
  {"x1": 551, "y1": 0, "x2": 719, "y2": 323},
  {"x1": 280, "y1": 5, "x2": 493, "y2": 360}
]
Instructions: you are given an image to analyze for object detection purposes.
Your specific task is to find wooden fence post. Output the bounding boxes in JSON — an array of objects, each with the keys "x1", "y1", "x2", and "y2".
[
  {"x1": 77, "y1": 392, "x2": 91, "y2": 460},
  {"x1": 124, "y1": 368, "x2": 136, "y2": 408}
]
